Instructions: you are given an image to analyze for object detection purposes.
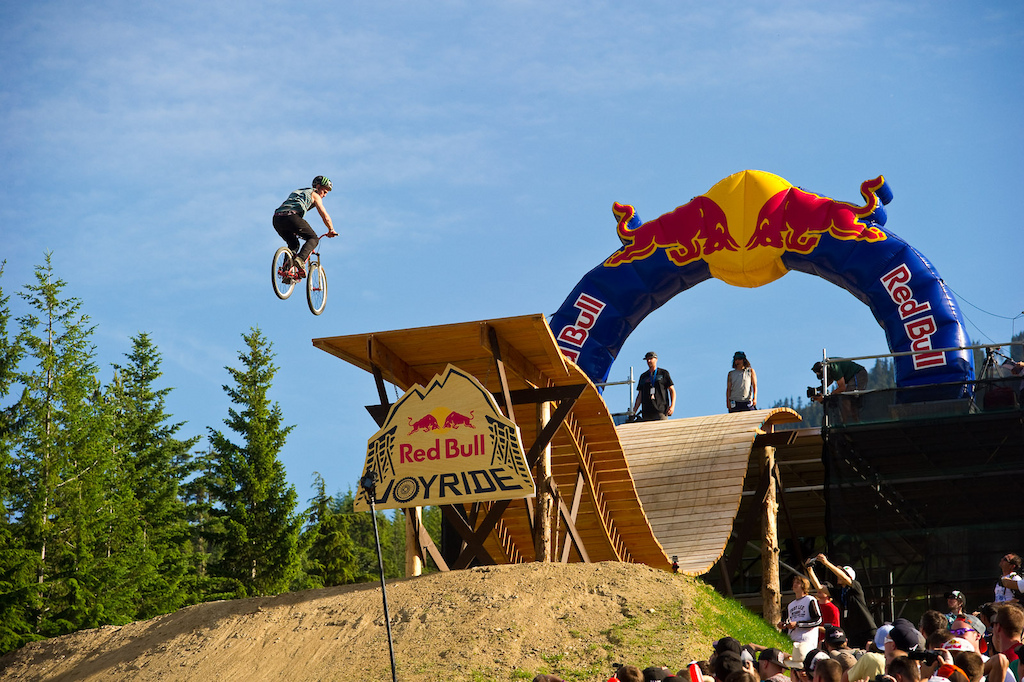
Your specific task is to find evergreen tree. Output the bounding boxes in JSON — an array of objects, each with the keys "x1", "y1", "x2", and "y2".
[
  {"x1": 9, "y1": 255, "x2": 117, "y2": 639},
  {"x1": 180, "y1": 447, "x2": 234, "y2": 603},
  {"x1": 868, "y1": 358, "x2": 895, "y2": 389},
  {"x1": 206, "y1": 328, "x2": 303, "y2": 597},
  {"x1": 109, "y1": 333, "x2": 199, "y2": 618},
  {"x1": 298, "y1": 475, "x2": 372, "y2": 589},
  {"x1": 0, "y1": 262, "x2": 37, "y2": 654}
]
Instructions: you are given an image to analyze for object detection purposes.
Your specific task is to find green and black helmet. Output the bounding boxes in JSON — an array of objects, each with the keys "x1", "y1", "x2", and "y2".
[{"x1": 312, "y1": 175, "x2": 332, "y2": 191}]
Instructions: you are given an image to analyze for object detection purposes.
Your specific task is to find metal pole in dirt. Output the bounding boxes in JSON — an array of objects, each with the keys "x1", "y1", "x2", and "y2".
[{"x1": 360, "y1": 471, "x2": 398, "y2": 682}]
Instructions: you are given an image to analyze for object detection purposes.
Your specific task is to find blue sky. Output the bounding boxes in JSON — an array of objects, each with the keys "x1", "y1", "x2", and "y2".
[{"x1": 2, "y1": 0, "x2": 1021, "y2": 503}]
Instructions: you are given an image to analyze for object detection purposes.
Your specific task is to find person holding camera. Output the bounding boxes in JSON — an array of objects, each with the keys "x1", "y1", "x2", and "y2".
[
  {"x1": 809, "y1": 361, "x2": 868, "y2": 402},
  {"x1": 780, "y1": 575, "x2": 823, "y2": 663},
  {"x1": 806, "y1": 554, "x2": 877, "y2": 651}
]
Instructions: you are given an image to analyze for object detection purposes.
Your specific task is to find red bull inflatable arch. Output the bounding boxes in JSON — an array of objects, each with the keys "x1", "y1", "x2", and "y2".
[{"x1": 550, "y1": 170, "x2": 974, "y2": 397}]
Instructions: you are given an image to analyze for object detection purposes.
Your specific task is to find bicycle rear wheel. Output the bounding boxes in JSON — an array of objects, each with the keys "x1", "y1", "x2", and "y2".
[
  {"x1": 306, "y1": 261, "x2": 327, "y2": 315},
  {"x1": 272, "y1": 247, "x2": 296, "y2": 300}
]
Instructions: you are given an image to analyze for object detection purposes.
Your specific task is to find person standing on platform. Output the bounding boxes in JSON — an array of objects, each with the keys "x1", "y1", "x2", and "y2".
[
  {"x1": 633, "y1": 352, "x2": 676, "y2": 421},
  {"x1": 727, "y1": 351, "x2": 758, "y2": 412}
]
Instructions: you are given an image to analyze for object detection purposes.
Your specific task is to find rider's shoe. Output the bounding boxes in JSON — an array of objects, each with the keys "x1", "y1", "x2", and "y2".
[{"x1": 292, "y1": 262, "x2": 306, "y2": 279}]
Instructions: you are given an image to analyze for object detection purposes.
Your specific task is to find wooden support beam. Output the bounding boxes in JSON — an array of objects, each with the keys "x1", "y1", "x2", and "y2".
[
  {"x1": 367, "y1": 335, "x2": 428, "y2": 391},
  {"x1": 725, "y1": 464, "x2": 774, "y2": 582},
  {"x1": 404, "y1": 507, "x2": 424, "y2": 577},
  {"x1": 480, "y1": 322, "x2": 546, "y2": 388},
  {"x1": 551, "y1": 476, "x2": 590, "y2": 563},
  {"x1": 442, "y1": 501, "x2": 511, "y2": 570},
  {"x1": 774, "y1": 461, "x2": 806, "y2": 570},
  {"x1": 560, "y1": 469, "x2": 585, "y2": 563},
  {"x1": 525, "y1": 384, "x2": 586, "y2": 469},
  {"x1": 486, "y1": 326, "x2": 516, "y2": 424},
  {"x1": 759, "y1": 445, "x2": 782, "y2": 627},
  {"x1": 534, "y1": 401, "x2": 553, "y2": 561}
]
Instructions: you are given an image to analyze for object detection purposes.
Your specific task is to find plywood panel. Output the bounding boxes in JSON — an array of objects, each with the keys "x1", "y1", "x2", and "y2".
[{"x1": 618, "y1": 409, "x2": 800, "y2": 575}]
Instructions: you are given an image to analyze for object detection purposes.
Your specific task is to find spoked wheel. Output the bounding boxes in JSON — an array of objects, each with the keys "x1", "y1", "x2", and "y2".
[
  {"x1": 306, "y1": 261, "x2": 327, "y2": 315},
  {"x1": 272, "y1": 247, "x2": 296, "y2": 300}
]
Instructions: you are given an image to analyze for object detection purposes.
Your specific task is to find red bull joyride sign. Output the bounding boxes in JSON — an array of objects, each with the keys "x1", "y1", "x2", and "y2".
[
  {"x1": 355, "y1": 364, "x2": 534, "y2": 512},
  {"x1": 550, "y1": 170, "x2": 974, "y2": 399}
]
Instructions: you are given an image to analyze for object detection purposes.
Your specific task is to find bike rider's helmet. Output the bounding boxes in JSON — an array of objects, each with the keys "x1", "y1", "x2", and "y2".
[{"x1": 312, "y1": 175, "x2": 332, "y2": 191}]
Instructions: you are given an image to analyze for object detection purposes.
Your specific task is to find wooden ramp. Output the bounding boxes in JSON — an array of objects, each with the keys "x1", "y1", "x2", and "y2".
[
  {"x1": 313, "y1": 314, "x2": 671, "y2": 570},
  {"x1": 618, "y1": 409, "x2": 800, "y2": 575}
]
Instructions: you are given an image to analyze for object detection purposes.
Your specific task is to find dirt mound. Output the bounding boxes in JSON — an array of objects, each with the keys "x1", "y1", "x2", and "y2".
[{"x1": 0, "y1": 561, "x2": 711, "y2": 681}]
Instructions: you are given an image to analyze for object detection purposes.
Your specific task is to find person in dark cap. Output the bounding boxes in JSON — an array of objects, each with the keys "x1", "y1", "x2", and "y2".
[
  {"x1": 821, "y1": 626, "x2": 859, "y2": 671},
  {"x1": 644, "y1": 666, "x2": 672, "y2": 681},
  {"x1": 757, "y1": 648, "x2": 791, "y2": 682},
  {"x1": 810, "y1": 360, "x2": 868, "y2": 401},
  {"x1": 714, "y1": 652, "x2": 745, "y2": 682},
  {"x1": 945, "y1": 591, "x2": 967, "y2": 625},
  {"x1": 633, "y1": 352, "x2": 676, "y2": 421},
  {"x1": 885, "y1": 618, "x2": 924, "y2": 665},
  {"x1": 727, "y1": 351, "x2": 758, "y2": 412}
]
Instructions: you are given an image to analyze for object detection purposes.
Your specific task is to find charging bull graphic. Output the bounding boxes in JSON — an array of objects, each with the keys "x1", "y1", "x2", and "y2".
[{"x1": 550, "y1": 170, "x2": 973, "y2": 398}]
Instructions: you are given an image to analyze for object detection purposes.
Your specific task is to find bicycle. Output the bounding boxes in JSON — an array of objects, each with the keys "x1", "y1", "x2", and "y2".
[{"x1": 271, "y1": 233, "x2": 331, "y2": 315}]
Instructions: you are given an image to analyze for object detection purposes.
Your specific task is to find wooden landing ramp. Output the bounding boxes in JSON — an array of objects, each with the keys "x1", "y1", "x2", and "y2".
[
  {"x1": 314, "y1": 314, "x2": 799, "y2": 575},
  {"x1": 618, "y1": 409, "x2": 801, "y2": 575},
  {"x1": 313, "y1": 314, "x2": 670, "y2": 570}
]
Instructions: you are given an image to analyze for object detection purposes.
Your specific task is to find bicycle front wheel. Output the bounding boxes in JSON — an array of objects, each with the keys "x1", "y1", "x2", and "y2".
[
  {"x1": 306, "y1": 261, "x2": 327, "y2": 315},
  {"x1": 272, "y1": 247, "x2": 296, "y2": 300}
]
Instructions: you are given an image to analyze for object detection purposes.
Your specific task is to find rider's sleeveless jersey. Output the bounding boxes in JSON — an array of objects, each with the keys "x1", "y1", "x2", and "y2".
[{"x1": 275, "y1": 188, "x2": 315, "y2": 216}]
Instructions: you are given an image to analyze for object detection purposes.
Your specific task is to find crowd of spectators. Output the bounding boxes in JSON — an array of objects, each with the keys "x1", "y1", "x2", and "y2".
[{"x1": 532, "y1": 552, "x2": 1024, "y2": 682}]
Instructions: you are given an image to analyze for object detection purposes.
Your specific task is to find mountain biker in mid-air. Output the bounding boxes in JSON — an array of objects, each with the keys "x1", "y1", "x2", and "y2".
[{"x1": 272, "y1": 176, "x2": 337, "y2": 279}]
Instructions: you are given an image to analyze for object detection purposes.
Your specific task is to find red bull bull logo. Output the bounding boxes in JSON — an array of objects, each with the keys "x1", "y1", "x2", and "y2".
[
  {"x1": 746, "y1": 181, "x2": 888, "y2": 255},
  {"x1": 603, "y1": 170, "x2": 889, "y2": 289},
  {"x1": 605, "y1": 197, "x2": 737, "y2": 268}
]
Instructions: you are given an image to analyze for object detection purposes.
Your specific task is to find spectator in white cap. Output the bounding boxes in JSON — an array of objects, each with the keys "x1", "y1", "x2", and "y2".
[{"x1": 807, "y1": 554, "x2": 877, "y2": 651}]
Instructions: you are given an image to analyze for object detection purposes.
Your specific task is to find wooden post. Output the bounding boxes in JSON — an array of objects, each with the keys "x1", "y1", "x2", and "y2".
[
  {"x1": 534, "y1": 401, "x2": 553, "y2": 561},
  {"x1": 405, "y1": 507, "x2": 423, "y2": 577},
  {"x1": 758, "y1": 444, "x2": 782, "y2": 626}
]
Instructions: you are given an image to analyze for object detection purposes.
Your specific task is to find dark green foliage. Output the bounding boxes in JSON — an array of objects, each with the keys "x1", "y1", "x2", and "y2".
[
  {"x1": 299, "y1": 476, "x2": 374, "y2": 588},
  {"x1": 205, "y1": 328, "x2": 303, "y2": 597},
  {"x1": 109, "y1": 333, "x2": 199, "y2": 618},
  {"x1": 7, "y1": 255, "x2": 116, "y2": 642},
  {"x1": 0, "y1": 260, "x2": 450, "y2": 656}
]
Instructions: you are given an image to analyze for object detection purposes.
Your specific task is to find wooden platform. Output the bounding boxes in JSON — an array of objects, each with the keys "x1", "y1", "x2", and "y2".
[
  {"x1": 314, "y1": 315, "x2": 802, "y2": 575},
  {"x1": 313, "y1": 314, "x2": 671, "y2": 569},
  {"x1": 617, "y1": 410, "x2": 800, "y2": 575}
]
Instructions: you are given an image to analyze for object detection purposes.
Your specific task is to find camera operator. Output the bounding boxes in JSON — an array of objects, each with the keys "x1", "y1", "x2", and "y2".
[
  {"x1": 806, "y1": 555, "x2": 877, "y2": 651},
  {"x1": 809, "y1": 361, "x2": 868, "y2": 403}
]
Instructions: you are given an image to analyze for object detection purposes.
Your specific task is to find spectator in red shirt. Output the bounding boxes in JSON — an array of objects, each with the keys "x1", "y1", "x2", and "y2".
[{"x1": 817, "y1": 582, "x2": 841, "y2": 644}]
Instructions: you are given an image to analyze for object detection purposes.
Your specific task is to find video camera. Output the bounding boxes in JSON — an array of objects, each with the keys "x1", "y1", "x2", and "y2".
[
  {"x1": 806, "y1": 385, "x2": 824, "y2": 399},
  {"x1": 907, "y1": 650, "x2": 941, "y2": 666}
]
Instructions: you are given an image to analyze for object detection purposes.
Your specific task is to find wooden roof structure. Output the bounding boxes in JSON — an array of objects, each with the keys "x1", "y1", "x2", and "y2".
[
  {"x1": 618, "y1": 409, "x2": 801, "y2": 575},
  {"x1": 313, "y1": 314, "x2": 671, "y2": 570}
]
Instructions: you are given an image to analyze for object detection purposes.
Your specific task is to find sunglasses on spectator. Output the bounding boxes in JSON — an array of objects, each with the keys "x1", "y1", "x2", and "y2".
[{"x1": 950, "y1": 628, "x2": 978, "y2": 637}]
